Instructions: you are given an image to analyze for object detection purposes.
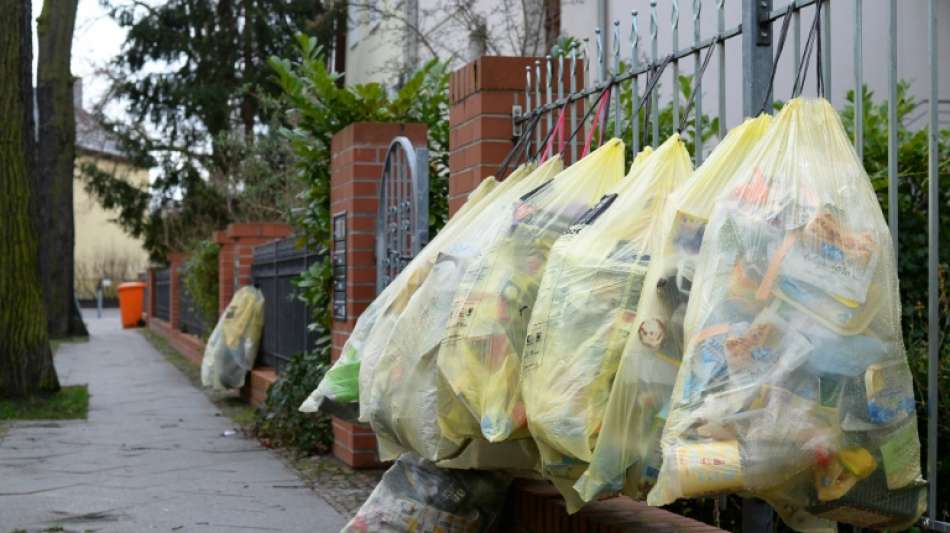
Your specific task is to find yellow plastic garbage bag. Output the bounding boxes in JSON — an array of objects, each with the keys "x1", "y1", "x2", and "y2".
[
  {"x1": 649, "y1": 99, "x2": 925, "y2": 531},
  {"x1": 200, "y1": 286, "x2": 265, "y2": 390},
  {"x1": 365, "y1": 157, "x2": 565, "y2": 463},
  {"x1": 299, "y1": 168, "x2": 527, "y2": 418},
  {"x1": 436, "y1": 138, "x2": 627, "y2": 445},
  {"x1": 573, "y1": 115, "x2": 772, "y2": 505},
  {"x1": 521, "y1": 135, "x2": 691, "y2": 506}
]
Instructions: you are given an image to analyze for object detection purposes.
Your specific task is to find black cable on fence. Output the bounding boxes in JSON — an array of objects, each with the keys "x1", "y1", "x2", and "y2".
[
  {"x1": 680, "y1": 41, "x2": 717, "y2": 134},
  {"x1": 792, "y1": 0, "x2": 823, "y2": 98},
  {"x1": 759, "y1": 7, "x2": 795, "y2": 115}
]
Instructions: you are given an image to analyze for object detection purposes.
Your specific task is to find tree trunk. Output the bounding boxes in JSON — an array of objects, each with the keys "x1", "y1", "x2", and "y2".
[
  {"x1": 0, "y1": 0, "x2": 61, "y2": 398},
  {"x1": 36, "y1": 0, "x2": 86, "y2": 338}
]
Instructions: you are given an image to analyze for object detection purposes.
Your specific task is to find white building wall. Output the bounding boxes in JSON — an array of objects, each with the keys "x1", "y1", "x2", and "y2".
[{"x1": 344, "y1": 0, "x2": 543, "y2": 87}]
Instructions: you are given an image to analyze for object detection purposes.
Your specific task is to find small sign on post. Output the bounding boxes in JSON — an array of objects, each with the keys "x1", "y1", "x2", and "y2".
[{"x1": 332, "y1": 212, "x2": 347, "y2": 321}]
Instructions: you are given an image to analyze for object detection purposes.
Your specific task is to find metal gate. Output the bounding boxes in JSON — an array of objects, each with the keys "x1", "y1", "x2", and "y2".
[{"x1": 375, "y1": 136, "x2": 429, "y2": 294}]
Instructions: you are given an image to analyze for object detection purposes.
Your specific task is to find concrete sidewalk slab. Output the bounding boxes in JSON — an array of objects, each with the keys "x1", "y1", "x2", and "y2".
[{"x1": 0, "y1": 309, "x2": 347, "y2": 533}]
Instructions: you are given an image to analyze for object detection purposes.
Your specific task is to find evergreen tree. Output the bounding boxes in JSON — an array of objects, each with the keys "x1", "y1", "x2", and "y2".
[
  {"x1": 82, "y1": 0, "x2": 340, "y2": 261},
  {"x1": 0, "y1": 0, "x2": 61, "y2": 397}
]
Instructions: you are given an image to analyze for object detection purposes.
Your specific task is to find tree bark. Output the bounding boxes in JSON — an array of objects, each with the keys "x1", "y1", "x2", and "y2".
[
  {"x1": 36, "y1": 0, "x2": 86, "y2": 338},
  {"x1": 0, "y1": 0, "x2": 61, "y2": 398}
]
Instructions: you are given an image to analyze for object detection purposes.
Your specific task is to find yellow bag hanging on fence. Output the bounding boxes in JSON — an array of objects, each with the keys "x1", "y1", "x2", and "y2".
[
  {"x1": 435, "y1": 139, "x2": 628, "y2": 446},
  {"x1": 573, "y1": 115, "x2": 773, "y2": 505},
  {"x1": 520, "y1": 136, "x2": 692, "y2": 507},
  {"x1": 364, "y1": 157, "x2": 565, "y2": 463},
  {"x1": 649, "y1": 99, "x2": 925, "y2": 531},
  {"x1": 299, "y1": 166, "x2": 530, "y2": 418}
]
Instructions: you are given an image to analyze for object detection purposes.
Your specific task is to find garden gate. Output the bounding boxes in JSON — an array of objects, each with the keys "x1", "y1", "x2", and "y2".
[{"x1": 375, "y1": 136, "x2": 429, "y2": 294}]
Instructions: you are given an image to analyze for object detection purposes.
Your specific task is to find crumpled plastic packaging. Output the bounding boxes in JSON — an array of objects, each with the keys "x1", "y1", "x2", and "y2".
[
  {"x1": 648, "y1": 99, "x2": 925, "y2": 531},
  {"x1": 365, "y1": 157, "x2": 565, "y2": 463},
  {"x1": 435, "y1": 139, "x2": 628, "y2": 446},
  {"x1": 299, "y1": 168, "x2": 526, "y2": 418},
  {"x1": 573, "y1": 115, "x2": 773, "y2": 506},
  {"x1": 520, "y1": 135, "x2": 693, "y2": 508},
  {"x1": 342, "y1": 453, "x2": 510, "y2": 533},
  {"x1": 200, "y1": 286, "x2": 265, "y2": 390}
]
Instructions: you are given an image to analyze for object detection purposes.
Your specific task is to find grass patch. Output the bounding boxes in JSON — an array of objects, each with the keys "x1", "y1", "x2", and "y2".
[
  {"x1": 138, "y1": 330, "x2": 257, "y2": 431},
  {"x1": 0, "y1": 385, "x2": 89, "y2": 421}
]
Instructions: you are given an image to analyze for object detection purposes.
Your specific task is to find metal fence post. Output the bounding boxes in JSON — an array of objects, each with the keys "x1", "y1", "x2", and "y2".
[
  {"x1": 740, "y1": 4, "x2": 776, "y2": 529},
  {"x1": 742, "y1": 0, "x2": 773, "y2": 117}
]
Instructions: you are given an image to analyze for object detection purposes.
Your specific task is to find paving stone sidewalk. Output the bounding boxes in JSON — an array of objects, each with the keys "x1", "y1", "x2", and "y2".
[{"x1": 0, "y1": 309, "x2": 347, "y2": 533}]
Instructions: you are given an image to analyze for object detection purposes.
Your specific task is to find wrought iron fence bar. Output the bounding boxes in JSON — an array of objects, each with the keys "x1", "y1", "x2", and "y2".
[
  {"x1": 672, "y1": 0, "x2": 681, "y2": 130},
  {"x1": 631, "y1": 10, "x2": 641, "y2": 156},
  {"x1": 717, "y1": 0, "x2": 726, "y2": 137},
  {"x1": 517, "y1": 29, "x2": 742, "y2": 126},
  {"x1": 693, "y1": 0, "x2": 703, "y2": 164},
  {"x1": 650, "y1": 1, "x2": 659, "y2": 145},
  {"x1": 570, "y1": 46, "x2": 578, "y2": 162},
  {"x1": 887, "y1": 0, "x2": 898, "y2": 253},
  {"x1": 546, "y1": 56, "x2": 553, "y2": 143},
  {"x1": 535, "y1": 60, "x2": 542, "y2": 152},
  {"x1": 793, "y1": 4, "x2": 801, "y2": 97},
  {"x1": 613, "y1": 20, "x2": 622, "y2": 140},
  {"x1": 926, "y1": 0, "x2": 939, "y2": 524},
  {"x1": 853, "y1": 0, "x2": 863, "y2": 160},
  {"x1": 821, "y1": 0, "x2": 831, "y2": 97}
]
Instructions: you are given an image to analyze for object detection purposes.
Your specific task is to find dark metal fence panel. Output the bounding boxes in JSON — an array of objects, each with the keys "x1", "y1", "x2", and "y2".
[
  {"x1": 252, "y1": 236, "x2": 324, "y2": 374},
  {"x1": 178, "y1": 269, "x2": 206, "y2": 337},
  {"x1": 154, "y1": 268, "x2": 170, "y2": 321}
]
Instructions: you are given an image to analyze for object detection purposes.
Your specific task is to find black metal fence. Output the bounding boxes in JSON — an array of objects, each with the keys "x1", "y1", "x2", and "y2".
[
  {"x1": 178, "y1": 269, "x2": 207, "y2": 337},
  {"x1": 154, "y1": 268, "x2": 170, "y2": 321},
  {"x1": 252, "y1": 236, "x2": 324, "y2": 374}
]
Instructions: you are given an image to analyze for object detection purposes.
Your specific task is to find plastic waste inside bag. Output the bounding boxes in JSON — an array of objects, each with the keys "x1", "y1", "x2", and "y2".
[
  {"x1": 436, "y1": 138, "x2": 628, "y2": 445},
  {"x1": 366, "y1": 157, "x2": 565, "y2": 463},
  {"x1": 648, "y1": 99, "x2": 925, "y2": 531},
  {"x1": 521, "y1": 136, "x2": 692, "y2": 507},
  {"x1": 573, "y1": 115, "x2": 773, "y2": 506},
  {"x1": 200, "y1": 286, "x2": 265, "y2": 390},
  {"x1": 343, "y1": 453, "x2": 511, "y2": 533},
  {"x1": 299, "y1": 169, "x2": 524, "y2": 419}
]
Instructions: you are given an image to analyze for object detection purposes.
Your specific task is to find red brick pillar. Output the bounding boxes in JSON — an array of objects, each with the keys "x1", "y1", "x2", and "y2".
[
  {"x1": 448, "y1": 56, "x2": 582, "y2": 217},
  {"x1": 167, "y1": 251, "x2": 186, "y2": 330},
  {"x1": 329, "y1": 121, "x2": 427, "y2": 468},
  {"x1": 215, "y1": 223, "x2": 293, "y2": 314}
]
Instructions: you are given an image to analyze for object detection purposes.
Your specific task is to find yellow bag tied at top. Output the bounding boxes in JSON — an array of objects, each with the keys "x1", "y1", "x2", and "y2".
[
  {"x1": 649, "y1": 99, "x2": 924, "y2": 531},
  {"x1": 435, "y1": 139, "x2": 628, "y2": 446},
  {"x1": 573, "y1": 115, "x2": 773, "y2": 506},
  {"x1": 299, "y1": 165, "x2": 533, "y2": 417},
  {"x1": 520, "y1": 136, "x2": 692, "y2": 506},
  {"x1": 365, "y1": 157, "x2": 565, "y2": 463}
]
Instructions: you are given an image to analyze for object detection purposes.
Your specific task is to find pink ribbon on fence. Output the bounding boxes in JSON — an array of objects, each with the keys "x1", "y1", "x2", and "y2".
[{"x1": 581, "y1": 86, "x2": 612, "y2": 158}]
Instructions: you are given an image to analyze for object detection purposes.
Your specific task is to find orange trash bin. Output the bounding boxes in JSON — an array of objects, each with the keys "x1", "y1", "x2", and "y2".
[{"x1": 117, "y1": 282, "x2": 146, "y2": 328}]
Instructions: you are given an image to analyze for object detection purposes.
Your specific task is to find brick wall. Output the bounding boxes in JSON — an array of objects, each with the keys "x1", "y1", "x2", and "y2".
[
  {"x1": 329, "y1": 121, "x2": 427, "y2": 468},
  {"x1": 215, "y1": 223, "x2": 293, "y2": 315},
  {"x1": 448, "y1": 56, "x2": 583, "y2": 216}
]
